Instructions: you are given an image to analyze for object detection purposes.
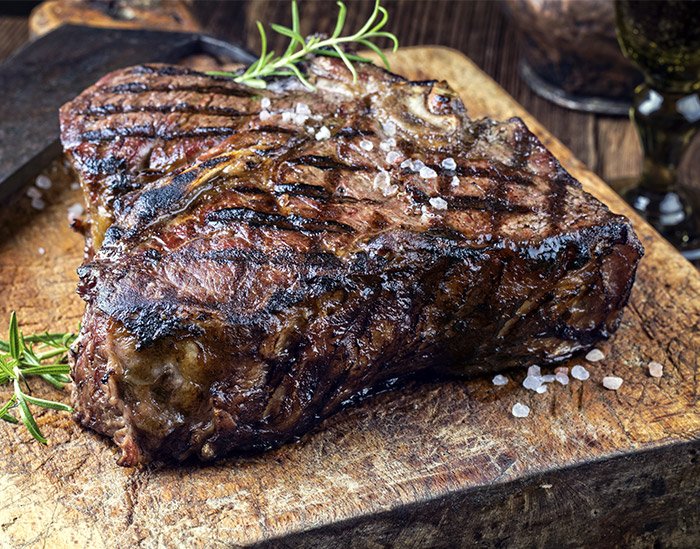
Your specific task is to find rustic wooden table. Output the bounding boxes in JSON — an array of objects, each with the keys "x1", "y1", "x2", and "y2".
[
  {"x1": 2, "y1": 0, "x2": 698, "y2": 201},
  {"x1": 0, "y1": 3, "x2": 698, "y2": 547}
]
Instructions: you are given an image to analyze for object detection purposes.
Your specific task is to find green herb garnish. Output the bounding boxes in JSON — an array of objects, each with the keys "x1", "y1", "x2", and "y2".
[
  {"x1": 208, "y1": 0, "x2": 399, "y2": 90},
  {"x1": 0, "y1": 312, "x2": 77, "y2": 443}
]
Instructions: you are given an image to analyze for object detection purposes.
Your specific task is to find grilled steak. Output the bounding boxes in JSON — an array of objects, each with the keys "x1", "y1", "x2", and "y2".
[{"x1": 60, "y1": 57, "x2": 643, "y2": 466}]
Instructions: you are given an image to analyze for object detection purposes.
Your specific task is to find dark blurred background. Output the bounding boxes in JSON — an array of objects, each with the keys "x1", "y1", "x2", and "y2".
[{"x1": 0, "y1": 0, "x2": 698, "y2": 198}]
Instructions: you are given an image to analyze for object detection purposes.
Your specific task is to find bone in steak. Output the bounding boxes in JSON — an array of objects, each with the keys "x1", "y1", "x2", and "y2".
[{"x1": 59, "y1": 57, "x2": 643, "y2": 466}]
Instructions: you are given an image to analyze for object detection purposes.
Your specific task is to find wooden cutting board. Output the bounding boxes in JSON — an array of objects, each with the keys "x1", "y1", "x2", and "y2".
[{"x1": 0, "y1": 47, "x2": 698, "y2": 548}]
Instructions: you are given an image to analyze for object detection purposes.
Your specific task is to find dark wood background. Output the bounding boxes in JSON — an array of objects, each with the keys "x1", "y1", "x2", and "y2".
[{"x1": 1, "y1": 0, "x2": 698, "y2": 211}]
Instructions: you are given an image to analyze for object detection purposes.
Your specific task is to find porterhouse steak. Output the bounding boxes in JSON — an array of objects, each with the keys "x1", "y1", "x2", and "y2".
[{"x1": 60, "y1": 57, "x2": 643, "y2": 466}]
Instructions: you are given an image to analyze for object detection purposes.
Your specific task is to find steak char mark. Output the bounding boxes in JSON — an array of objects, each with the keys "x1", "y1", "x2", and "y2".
[{"x1": 60, "y1": 57, "x2": 643, "y2": 466}]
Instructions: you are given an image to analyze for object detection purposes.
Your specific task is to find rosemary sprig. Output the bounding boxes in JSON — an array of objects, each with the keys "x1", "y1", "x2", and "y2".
[
  {"x1": 208, "y1": 0, "x2": 399, "y2": 90},
  {"x1": 0, "y1": 312, "x2": 76, "y2": 443}
]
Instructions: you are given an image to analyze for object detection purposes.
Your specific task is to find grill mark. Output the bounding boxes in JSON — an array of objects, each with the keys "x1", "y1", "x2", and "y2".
[
  {"x1": 78, "y1": 103, "x2": 253, "y2": 118},
  {"x1": 131, "y1": 65, "x2": 203, "y2": 77},
  {"x1": 287, "y1": 155, "x2": 369, "y2": 172},
  {"x1": 206, "y1": 207, "x2": 355, "y2": 234},
  {"x1": 548, "y1": 169, "x2": 570, "y2": 233},
  {"x1": 273, "y1": 183, "x2": 330, "y2": 199},
  {"x1": 79, "y1": 125, "x2": 238, "y2": 142},
  {"x1": 104, "y1": 82, "x2": 256, "y2": 97}
]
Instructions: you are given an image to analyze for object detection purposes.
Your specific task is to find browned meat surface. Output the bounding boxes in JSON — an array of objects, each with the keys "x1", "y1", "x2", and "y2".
[{"x1": 60, "y1": 57, "x2": 643, "y2": 466}]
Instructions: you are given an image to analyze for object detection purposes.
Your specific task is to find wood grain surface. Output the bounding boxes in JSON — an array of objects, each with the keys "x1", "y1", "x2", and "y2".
[{"x1": 0, "y1": 46, "x2": 698, "y2": 548}]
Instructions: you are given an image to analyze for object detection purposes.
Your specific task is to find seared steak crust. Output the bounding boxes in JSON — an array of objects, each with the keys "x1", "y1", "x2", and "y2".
[{"x1": 61, "y1": 58, "x2": 643, "y2": 465}]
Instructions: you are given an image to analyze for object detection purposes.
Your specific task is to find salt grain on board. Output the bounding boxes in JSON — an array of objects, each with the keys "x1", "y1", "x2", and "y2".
[
  {"x1": 260, "y1": 97, "x2": 271, "y2": 109},
  {"x1": 26, "y1": 187, "x2": 42, "y2": 199},
  {"x1": 35, "y1": 175, "x2": 52, "y2": 190},
  {"x1": 512, "y1": 403, "x2": 530, "y2": 418},
  {"x1": 523, "y1": 375, "x2": 542, "y2": 391},
  {"x1": 37, "y1": 247, "x2": 46, "y2": 255},
  {"x1": 555, "y1": 372, "x2": 569, "y2": 385},
  {"x1": 648, "y1": 361, "x2": 663, "y2": 378},
  {"x1": 571, "y1": 365, "x2": 590, "y2": 381},
  {"x1": 586, "y1": 348, "x2": 605, "y2": 362},
  {"x1": 450, "y1": 176, "x2": 460, "y2": 187},
  {"x1": 31, "y1": 197, "x2": 46, "y2": 210},
  {"x1": 536, "y1": 385, "x2": 548, "y2": 394},
  {"x1": 527, "y1": 365, "x2": 541, "y2": 377},
  {"x1": 67, "y1": 203, "x2": 84, "y2": 222},
  {"x1": 359, "y1": 139, "x2": 374, "y2": 151},
  {"x1": 259, "y1": 109, "x2": 272, "y2": 122},
  {"x1": 602, "y1": 376, "x2": 623, "y2": 390},
  {"x1": 492, "y1": 374, "x2": 508, "y2": 386}
]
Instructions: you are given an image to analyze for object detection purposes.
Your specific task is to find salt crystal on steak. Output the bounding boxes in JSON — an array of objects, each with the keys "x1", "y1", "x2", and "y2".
[
  {"x1": 315, "y1": 126, "x2": 331, "y2": 140},
  {"x1": 429, "y1": 197, "x2": 448, "y2": 210},
  {"x1": 440, "y1": 157, "x2": 457, "y2": 170},
  {"x1": 419, "y1": 166, "x2": 437, "y2": 179}
]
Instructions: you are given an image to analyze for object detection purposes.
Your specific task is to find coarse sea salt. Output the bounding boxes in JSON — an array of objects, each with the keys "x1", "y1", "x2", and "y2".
[
  {"x1": 512, "y1": 402, "x2": 530, "y2": 418},
  {"x1": 261, "y1": 97, "x2": 271, "y2": 109},
  {"x1": 528, "y1": 365, "x2": 541, "y2": 377},
  {"x1": 536, "y1": 385, "x2": 548, "y2": 394},
  {"x1": 26, "y1": 186, "x2": 42, "y2": 199},
  {"x1": 429, "y1": 197, "x2": 448, "y2": 210},
  {"x1": 450, "y1": 176, "x2": 460, "y2": 187},
  {"x1": 382, "y1": 120, "x2": 397, "y2": 136},
  {"x1": 259, "y1": 109, "x2": 272, "y2": 121},
  {"x1": 602, "y1": 376, "x2": 623, "y2": 390},
  {"x1": 37, "y1": 247, "x2": 46, "y2": 255},
  {"x1": 586, "y1": 348, "x2": 605, "y2": 362},
  {"x1": 440, "y1": 157, "x2": 457, "y2": 170},
  {"x1": 523, "y1": 375, "x2": 542, "y2": 391},
  {"x1": 571, "y1": 365, "x2": 590, "y2": 381},
  {"x1": 492, "y1": 374, "x2": 508, "y2": 386},
  {"x1": 31, "y1": 197, "x2": 46, "y2": 210},
  {"x1": 555, "y1": 373, "x2": 569, "y2": 385},
  {"x1": 648, "y1": 361, "x2": 663, "y2": 378},
  {"x1": 315, "y1": 126, "x2": 331, "y2": 141},
  {"x1": 386, "y1": 151, "x2": 401, "y2": 164},
  {"x1": 35, "y1": 175, "x2": 52, "y2": 190},
  {"x1": 541, "y1": 374, "x2": 556, "y2": 383},
  {"x1": 419, "y1": 166, "x2": 437, "y2": 179},
  {"x1": 67, "y1": 202, "x2": 84, "y2": 222},
  {"x1": 359, "y1": 139, "x2": 374, "y2": 151},
  {"x1": 420, "y1": 205, "x2": 435, "y2": 224},
  {"x1": 295, "y1": 103, "x2": 311, "y2": 115},
  {"x1": 379, "y1": 137, "x2": 396, "y2": 152},
  {"x1": 411, "y1": 159, "x2": 426, "y2": 172}
]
